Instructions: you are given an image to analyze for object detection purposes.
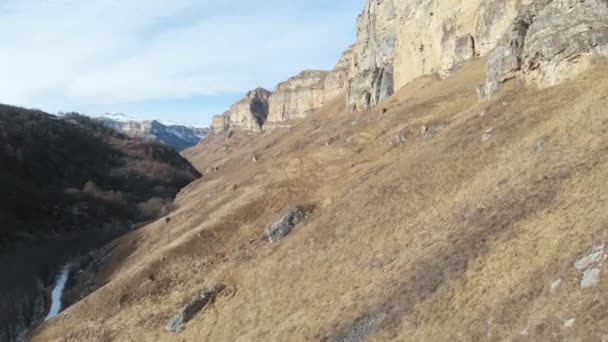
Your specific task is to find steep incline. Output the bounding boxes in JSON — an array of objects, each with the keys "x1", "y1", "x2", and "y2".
[{"x1": 31, "y1": 58, "x2": 608, "y2": 341}]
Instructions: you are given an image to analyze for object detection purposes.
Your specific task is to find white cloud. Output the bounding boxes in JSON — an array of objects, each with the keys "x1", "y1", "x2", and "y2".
[{"x1": 0, "y1": 0, "x2": 362, "y2": 115}]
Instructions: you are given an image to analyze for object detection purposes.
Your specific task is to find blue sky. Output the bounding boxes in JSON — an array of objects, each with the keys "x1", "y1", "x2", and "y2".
[{"x1": 0, "y1": 0, "x2": 365, "y2": 126}]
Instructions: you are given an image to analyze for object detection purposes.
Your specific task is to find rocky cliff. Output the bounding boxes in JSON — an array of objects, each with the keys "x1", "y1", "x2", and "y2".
[
  {"x1": 348, "y1": 0, "x2": 608, "y2": 109},
  {"x1": 211, "y1": 88, "x2": 271, "y2": 134},
  {"x1": 483, "y1": 0, "x2": 608, "y2": 97},
  {"x1": 267, "y1": 47, "x2": 354, "y2": 125},
  {"x1": 211, "y1": 48, "x2": 353, "y2": 134},
  {"x1": 266, "y1": 70, "x2": 328, "y2": 124},
  {"x1": 347, "y1": 0, "x2": 529, "y2": 110}
]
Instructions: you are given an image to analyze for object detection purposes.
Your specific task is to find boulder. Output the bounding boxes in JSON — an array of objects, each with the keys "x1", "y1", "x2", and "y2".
[
  {"x1": 166, "y1": 284, "x2": 226, "y2": 333},
  {"x1": 266, "y1": 207, "x2": 306, "y2": 242}
]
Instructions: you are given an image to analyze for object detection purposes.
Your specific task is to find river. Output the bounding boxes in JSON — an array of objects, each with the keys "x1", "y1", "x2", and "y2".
[{"x1": 44, "y1": 265, "x2": 71, "y2": 321}]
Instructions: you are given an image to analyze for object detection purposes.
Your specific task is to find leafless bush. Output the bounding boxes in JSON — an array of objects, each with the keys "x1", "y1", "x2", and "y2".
[
  {"x1": 82, "y1": 181, "x2": 125, "y2": 204},
  {"x1": 138, "y1": 197, "x2": 175, "y2": 220}
]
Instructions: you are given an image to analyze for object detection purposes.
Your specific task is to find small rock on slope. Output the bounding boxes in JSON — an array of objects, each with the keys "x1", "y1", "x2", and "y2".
[
  {"x1": 266, "y1": 207, "x2": 306, "y2": 242},
  {"x1": 166, "y1": 284, "x2": 226, "y2": 333}
]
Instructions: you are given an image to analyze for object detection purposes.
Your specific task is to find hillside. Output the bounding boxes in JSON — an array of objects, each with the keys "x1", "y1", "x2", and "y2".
[
  {"x1": 31, "y1": 58, "x2": 608, "y2": 340},
  {"x1": 96, "y1": 113, "x2": 209, "y2": 152},
  {"x1": 26, "y1": 0, "x2": 608, "y2": 340},
  {"x1": 0, "y1": 106, "x2": 200, "y2": 341}
]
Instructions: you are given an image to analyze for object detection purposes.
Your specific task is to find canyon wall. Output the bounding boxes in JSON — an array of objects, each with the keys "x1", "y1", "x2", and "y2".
[
  {"x1": 483, "y1": 0, "x2": 608, "y2": 97},
  {"x1": 266, "y1": 70, "x2": 328, "y2": 124},
  {"x1": 211, "y1": 47, "x2": 353, "y2": 133},
  {"x1": 266, "y1": 47, "x2": 354, "y2": 125},
  {"x1": 211, "y1": 0, "x2": 608, "y2": 132},
  {"x1": 347, "y1": 0, "x2": 532, "y2": 110},
  {"x1": 211, "y1": 88, "x2": 271, "y2": 134}
]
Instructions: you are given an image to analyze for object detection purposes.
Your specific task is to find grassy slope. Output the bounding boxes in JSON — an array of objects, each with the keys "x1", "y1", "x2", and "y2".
[{"x1": 31, "y1": 58, "x2": 608, "y2": 341}]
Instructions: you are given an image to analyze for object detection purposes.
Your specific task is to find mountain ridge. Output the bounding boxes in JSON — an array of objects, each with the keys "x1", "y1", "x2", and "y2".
[{"x1": 94, "y1": 114, "x2": 209, "y2": 152}]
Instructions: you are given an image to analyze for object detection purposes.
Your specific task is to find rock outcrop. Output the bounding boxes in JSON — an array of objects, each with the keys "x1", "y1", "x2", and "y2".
[
  {"x1": 266, "y1": 70, "x2": 328, "y2": 124},
  {"x1": 266, "y1": 207, "x2": 306, "y2": 242},
  {"x1": 483, "y1": 0, "x2": 608, "y2": 97},
  {"x1": 323, "y1": 46, "x2": 355, "y2": 101},
  {"x1": 212, "y1": 47, "x2": 353, "y2": 133},
  {"x1": 347, "y1": 0, "x2": 397, "y2": 111},
  {"x1": 211, "y1": 88, "x2": 271, "y2": 134},
  {"x1": 166, "y1": 285, "x2": 225, "y2": 333},
  {"x1": 347, "y1": 0, "x2": 531, "y2": 110},
  {"x1": 266, "y1": 47, "x2": 354, "y2": 125},
  {"x1": 211, "y1": 111, "x2": 230, "y2": 134}
]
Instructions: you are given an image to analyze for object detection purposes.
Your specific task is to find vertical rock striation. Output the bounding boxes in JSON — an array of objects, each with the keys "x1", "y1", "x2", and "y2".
[
  {"x1": 483, "y1": 0, "x2": 608, "y2": 97},
  {"x1": 347, "y1": 0, "x2": 532, "y2": 110},
  {"x1": 211, "y1": 47, "x2": 354, "y2": 133},
  {"x1": 347, "y1": 0, "x2": 398, "y2": 111},
  {"x1": 211, "y1": 88, "x2": 271, "y2": 134}
]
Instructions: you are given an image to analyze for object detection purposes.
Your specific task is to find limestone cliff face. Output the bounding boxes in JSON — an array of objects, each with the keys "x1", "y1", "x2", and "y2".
[
  {"x1": 211, "y1": 112, "x2": 230, "y2": 134},
  {"x1": 323, "y1": 46, "x2": 355, "y2": 104},
  {"x1": 266, "y1": 70, "x2": 328, "y2": 124},
  {"x1": 266, "y1": 47, "x2": 354, "y2": 124},
  {"x1": 212, "y1": 47, "x2": 353, "y2": 133},
  {"x1": 211, "y1": 88, "x2": 271, "y2": 134},
  {"x1": 348, "y1": 0, "x2": 531, "y2": 110},
  {"x1": 483, "y1": 0, "x2": 608, "y2": 96},
  {"x1": 347, "y1": 0, "x2": 398, "y2": 111}
]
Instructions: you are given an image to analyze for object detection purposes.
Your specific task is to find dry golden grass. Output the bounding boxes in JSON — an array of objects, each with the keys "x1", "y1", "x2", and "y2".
[{"x1": 30, "y1": 57, "x2": 608, "y2": 341}]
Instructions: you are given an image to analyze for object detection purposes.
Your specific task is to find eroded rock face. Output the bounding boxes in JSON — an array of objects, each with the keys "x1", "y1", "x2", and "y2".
[
  {"x1": 267, "y1": 70, "x2": 328, "y2": 124},
  {"x1": 348, "y1": 0, "x2": 530, "y2": 110},
  {"x1": 267, "y1": 47, "x2": 354, "y2": 125},
  {"x1": 348, "y1": 0, "x2": 397, "y2": 111},
  {"x1": 211, "y1": 112, "x2": 230, "y2": 134},
  {"x1": 211, "y1": 88, "x2": 271, "y2": 134},
  {"x1": 484, "y1": 0, "x2": 608, "y2": 96}
]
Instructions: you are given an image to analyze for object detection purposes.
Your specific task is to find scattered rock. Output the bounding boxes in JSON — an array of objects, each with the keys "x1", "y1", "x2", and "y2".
[
  {"x1": 166, "y1": 284, "x2": 226, "y2": 334},
  {"x1": 574, "y1": 246, "x2": 605, "y2": 270},
  {"x1": 581, "y1": 268, "x2": 601, "y2": 289},
  {"x1": 550, "y1": 279, "x2": 562, "y2": 293},
  {"x1": 266, "y1": 207, "x2": 306, "y2": 242},
  {"x1": 564, "y1": 318, "x2": 576, "y2": 328},
  {"x1": 323, "y1": 312, "x2": 385, "y2": 342},
  {"x1": 482, "y1": 128, "x2": 494, "y2": 142},
  {"x1": 393, "y1": 134, "x2": 406, "y2": 146},
  {"x1": 252, "y1": 155, "x2": 258, "y2": 163}
]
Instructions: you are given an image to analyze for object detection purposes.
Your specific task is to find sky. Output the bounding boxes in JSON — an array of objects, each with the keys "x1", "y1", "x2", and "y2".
[{"x1": 0, "y1": 0, "x2": 365, "y2": 126}]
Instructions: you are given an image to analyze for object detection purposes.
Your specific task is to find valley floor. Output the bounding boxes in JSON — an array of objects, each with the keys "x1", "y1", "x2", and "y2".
[{"x1": 30, "y1": 58, "x2": 608, "y2": 341}]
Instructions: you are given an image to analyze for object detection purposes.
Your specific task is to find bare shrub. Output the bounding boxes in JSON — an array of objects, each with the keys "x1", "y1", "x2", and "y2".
[
  {"x1": 82, "y1": 181, "x2": 125, "y2": 204},
  {"x1": 138, "y1": 197, "x2": 174, "y2": 220}
]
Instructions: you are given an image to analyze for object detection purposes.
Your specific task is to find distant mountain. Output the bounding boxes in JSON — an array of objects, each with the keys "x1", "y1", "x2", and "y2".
[{"x1": 95, "y1": 113, "x2": 209, "y2": 152}]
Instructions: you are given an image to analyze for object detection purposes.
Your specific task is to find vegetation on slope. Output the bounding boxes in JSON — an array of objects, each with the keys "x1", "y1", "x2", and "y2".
[
  {"x1": 0, "y1": 105, "x2": 200, "y2": 247},
  {"x1": 0, "y1": 105, "x2": 200, "y2": 341}
]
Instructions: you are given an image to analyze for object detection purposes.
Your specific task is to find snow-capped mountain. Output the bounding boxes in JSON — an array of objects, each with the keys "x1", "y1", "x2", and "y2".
[{"x1": 95, "y1": 113, "x2": 209, "y2": 151}]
